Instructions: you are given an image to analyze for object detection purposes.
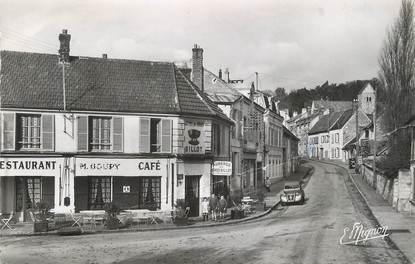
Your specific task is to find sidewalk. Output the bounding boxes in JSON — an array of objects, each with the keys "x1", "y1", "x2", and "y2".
[
  {"x1": 0, "y1": 163, "x2": 311, "y2": 237},
  {"x1": 320, "y1": 159, "x2": 415, "y2": 264}
]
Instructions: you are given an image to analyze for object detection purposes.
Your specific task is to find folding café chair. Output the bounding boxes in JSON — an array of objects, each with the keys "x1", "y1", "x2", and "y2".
[
  {"x1": 1, "y1": 210, "x2": 14, "y2": 230},
  {"x1": 163, "y1": 210, "x2": 174, "y2": 225},
  {"x1": 70, "y1": 212, "x2": 83, "y2": 228}
]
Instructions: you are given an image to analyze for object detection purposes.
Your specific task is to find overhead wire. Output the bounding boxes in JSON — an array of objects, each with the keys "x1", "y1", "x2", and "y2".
[{"x1": 0, "y1": 28, "x2": 57, "y2": 53}]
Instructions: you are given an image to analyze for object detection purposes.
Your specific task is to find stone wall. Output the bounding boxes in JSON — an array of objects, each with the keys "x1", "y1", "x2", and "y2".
[
  {"x1": 361, "y1": 162, "x2": 394, "y2": 205},
  {"x1": 396, "y1": 169, "x2": 412, "y2": 212}
]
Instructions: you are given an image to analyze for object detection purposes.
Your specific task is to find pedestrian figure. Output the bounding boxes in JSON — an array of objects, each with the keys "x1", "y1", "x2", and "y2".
[
  {"x1": 265, "y1": 177, "x2": 271, "y2": 192},
  {"x1": 209, "y1": 193, "x2": 218, "y2": 221},
  {"x1": 217, "y1": 195, "x2": 227, "y2": 222},
  {"x1": 201, "y1": 197, "x2": 209, "y2": 221}
]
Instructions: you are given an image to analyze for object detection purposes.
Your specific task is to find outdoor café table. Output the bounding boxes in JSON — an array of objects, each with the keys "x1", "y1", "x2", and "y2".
[
  {"x1": 79, "y1": 210, "x2": 105, "y2": 228},
  {"x1": 125, "y1": 209, "x2": 150, "y2": 225}
]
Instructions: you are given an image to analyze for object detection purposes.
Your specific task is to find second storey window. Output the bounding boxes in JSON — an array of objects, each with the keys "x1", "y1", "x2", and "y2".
[
  {"x1": 78, "y1": 116, "x2": 123, "y2": 152},
  {"x1": 1, "y1": 113, "x2": 54, "y2": 151},
  {"x1": 90, "y1": 117, "x2": 111, "y2": 151},
  {"x1": 139, "y1": 118, "x2": 171, "y2": 153},
  {"x1": 17, "y1": 114, "x2": 41, "y2": 149}
]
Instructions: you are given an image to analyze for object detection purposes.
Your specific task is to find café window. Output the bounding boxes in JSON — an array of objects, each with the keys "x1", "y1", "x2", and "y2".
[
  {"x1": 88, "y1": 177, "x2": 111, "y2": 209},
  {"x1": 139, "y1": 118, "x2": 171, "y2": 153},
  {"x1": 77, "y1": 116, "x2": 123, "y2": 152},
  {"x1": 1, "y1": 113, "x2": 54, "y2": 151},
  {"x1": 139, "y1": 177, "x2": 161, "y2": 210}
]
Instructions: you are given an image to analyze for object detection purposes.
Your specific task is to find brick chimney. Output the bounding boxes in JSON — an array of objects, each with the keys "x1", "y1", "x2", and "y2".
[
  {"x1": 59, "y1": 29, "x2": 71, "y2": 63},
  {"x1": 219, "y1": 69, "x2": 222, "y2": 79},
  {"x1": 192, "y1": 44, "x2": 204, "y2": 91},
  {"x1": 224, "y1": 68, "x2": 230, "y2": 83}
]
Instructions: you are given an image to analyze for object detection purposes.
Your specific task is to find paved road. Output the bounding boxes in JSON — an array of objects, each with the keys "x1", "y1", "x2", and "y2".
[{"x1": 0, "y1": 160, "x2": 409, "y2": 264}]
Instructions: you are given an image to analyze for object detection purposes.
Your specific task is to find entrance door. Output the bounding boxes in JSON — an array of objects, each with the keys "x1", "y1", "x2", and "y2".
[
  {"x1": 16, "y1": 177, "x2": 41, "y2": 221},
  {"x1": 185, "y1": 176, "x2": 200, "y2": 217}
]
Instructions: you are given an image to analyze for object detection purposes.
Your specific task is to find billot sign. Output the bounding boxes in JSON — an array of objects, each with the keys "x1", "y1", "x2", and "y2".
[
  {"x1": 184, "y1": 120, "x2": 205, "y2": 154},
  {"x1": 212, "y1": 161, "x2": 232, "y2": 176}
]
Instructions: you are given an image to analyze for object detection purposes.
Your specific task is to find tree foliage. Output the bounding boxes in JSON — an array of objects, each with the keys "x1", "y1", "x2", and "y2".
[
  {"x1": 377, "y1": 0, "x2": 415, "y2": 177},
  {"x1": 273, "y1": 80, "x2": 371, "y2": 114}
]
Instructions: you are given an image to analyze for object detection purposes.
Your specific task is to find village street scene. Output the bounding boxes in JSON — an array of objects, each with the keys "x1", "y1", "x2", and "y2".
[{"x1": 0, "y1": 0, "x2": 415, "y2": 263}]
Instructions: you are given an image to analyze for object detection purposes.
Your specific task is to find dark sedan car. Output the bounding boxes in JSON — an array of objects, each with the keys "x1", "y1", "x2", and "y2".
[{"x1": 280, "y1": 181, "x2": 305, "y2": 206}]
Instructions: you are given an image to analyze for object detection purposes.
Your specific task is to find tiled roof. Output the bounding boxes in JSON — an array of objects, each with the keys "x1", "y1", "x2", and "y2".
[
  {"x1": 203, "y1": 69, "x2": 241, "y2": 103},
  {"x1": 308, "y1": 111, "x2": 344, "y2": 135},
  {"x1": 331, "y1": 109, "x2": 353, "y2": 130},
  {"x1": 0, "y1": 51, "x2": 231, "y2": 122}
]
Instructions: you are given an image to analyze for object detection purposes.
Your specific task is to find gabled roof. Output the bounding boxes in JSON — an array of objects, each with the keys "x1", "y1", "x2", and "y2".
[
  {"x1": 331, "y1": 109, "x2": 353, "y2": 130},
  {"x1": 0, "y1": 50, "x2": 231, "y2": 123},
  {"x1": 308, "y1": 111, "x2": 344, "y2": 135},
  {"x1": 358, "y1": 83, "x2": 374, "y2": 95}
]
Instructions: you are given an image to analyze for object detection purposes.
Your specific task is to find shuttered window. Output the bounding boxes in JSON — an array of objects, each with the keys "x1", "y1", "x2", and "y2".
[
  {"x1": 77, "y1": 115, "x2": 123, "y2": 152},
  {"x1": 2, "y1": 113, "x2": 55, "y2": 151},
  {"x1": 139, "y1": 117, "x2": 171, "y2": 153}
]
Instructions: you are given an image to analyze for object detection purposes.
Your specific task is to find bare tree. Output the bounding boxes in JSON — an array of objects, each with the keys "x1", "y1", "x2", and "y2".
[{"x1": 378, "y1": 0, "x2": 415, "y2": 177}]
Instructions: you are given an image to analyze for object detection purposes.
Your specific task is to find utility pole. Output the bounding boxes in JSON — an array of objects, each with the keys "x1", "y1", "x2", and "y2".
[
  {"x1": 372, "y1": 79, "x2": 378, "y2": 190},
  {"x1": 354, "y1": 99, "x2": 360, "y2": 173}
]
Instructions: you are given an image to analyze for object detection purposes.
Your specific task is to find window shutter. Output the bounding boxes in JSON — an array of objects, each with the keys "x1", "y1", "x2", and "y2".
[
  {"x1": 42, "y1": 115, "x2": 55, "y2": 151},
  {"x1": 161, "y1": 119, "x2": 171, "y2": 153},
  {"x1": 78, "y1": 116, "x2": 88, "y2": 151},
  {"x1": 139, "y1": 118, "x2": 150, "y2": 153},
  {"x1": 3, "y1": 113, "x2": 15, "y2": 150},
  {"x1": 113, "y1": 117, "x2": 123, "y2": 152}
]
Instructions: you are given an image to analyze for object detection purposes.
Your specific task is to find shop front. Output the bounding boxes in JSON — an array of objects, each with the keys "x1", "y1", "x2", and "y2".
[
  {"x1": 74, "y1": 157, "x2": 173, "y2": 212},
  {"x1": 212, "y1": 161, "x2": 231, "y2": 199},
  {"x1": 0, "y1": 157, "x2": 64, "y2": 222}
]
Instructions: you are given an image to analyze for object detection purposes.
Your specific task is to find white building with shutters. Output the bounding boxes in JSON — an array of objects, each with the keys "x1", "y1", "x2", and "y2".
[{"x1": 0, "y1": 30, "x2": 232, "y2": 221}]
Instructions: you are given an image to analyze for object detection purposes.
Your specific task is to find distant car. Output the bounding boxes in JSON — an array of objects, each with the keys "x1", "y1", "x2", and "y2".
[{"x1": 280, "y1": 181, "x2": 305, "y2": 206}]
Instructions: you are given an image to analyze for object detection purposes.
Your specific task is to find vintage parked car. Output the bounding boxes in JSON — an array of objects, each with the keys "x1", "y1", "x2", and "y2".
[{"x1": 280, "y1": 181, "x2": 305, "y2": 206}]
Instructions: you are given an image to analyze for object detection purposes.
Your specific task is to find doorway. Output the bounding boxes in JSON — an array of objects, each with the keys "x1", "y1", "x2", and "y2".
[{"x1": 185, "y1": 175, "x2": 200, "y2": 217}]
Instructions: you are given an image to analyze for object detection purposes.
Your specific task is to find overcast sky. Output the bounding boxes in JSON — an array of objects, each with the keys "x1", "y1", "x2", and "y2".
[{"x1": 0, "y1": 0, "x2": 401, "y2": 92}]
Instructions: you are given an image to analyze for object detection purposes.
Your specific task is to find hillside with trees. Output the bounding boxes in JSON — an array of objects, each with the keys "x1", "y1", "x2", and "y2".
[{"x1": 264, "y1": 79, "x2": 379, "y2": 115}]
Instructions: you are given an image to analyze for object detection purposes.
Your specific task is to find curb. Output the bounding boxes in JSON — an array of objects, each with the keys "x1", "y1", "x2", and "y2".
[{"x1": 310, "y1": 159, "x2": 411, "y2": 264}]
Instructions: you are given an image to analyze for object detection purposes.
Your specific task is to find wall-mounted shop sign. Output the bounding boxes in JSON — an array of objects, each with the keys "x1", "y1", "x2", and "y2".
[
  {"x1": 76, "y1": 158, "x2": 167, "y2": 177},
  {"x1": 212, "y1": 161, "x2": 232, "y2": 176},
  {"x1": 0, "y1": 158, "x2": 61, "y2": 177},
  {"x1": 183, "y1": 119, "x2": 205, "y2": 154}
]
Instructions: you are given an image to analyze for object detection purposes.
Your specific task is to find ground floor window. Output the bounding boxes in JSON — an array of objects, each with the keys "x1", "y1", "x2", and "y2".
[
  {"x1": 88, "y1": 177, "x2": 111, "y2": 209},
  {"x1": 16, "y1": 177, "x2": 41, "y2": 212},
  {"x1": 139, "y1": 177, "x2": 161, "y2": 210}
]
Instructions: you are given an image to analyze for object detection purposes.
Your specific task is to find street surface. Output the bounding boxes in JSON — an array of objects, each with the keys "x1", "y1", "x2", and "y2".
[{"x1": 0, "y1": 160, "x2": 409, "y2": 264}]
